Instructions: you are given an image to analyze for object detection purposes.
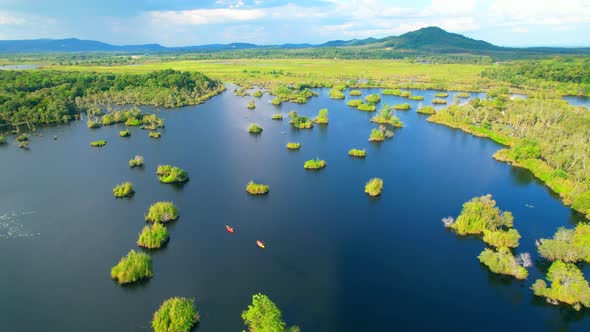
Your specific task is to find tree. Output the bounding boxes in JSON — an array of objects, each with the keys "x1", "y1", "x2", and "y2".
[{"x1": 242, "y1": 293, "x2": 288, "y2": 332}]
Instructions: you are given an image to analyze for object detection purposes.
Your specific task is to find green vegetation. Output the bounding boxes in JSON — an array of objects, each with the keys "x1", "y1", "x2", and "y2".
[
  {"x1": 347, "y1": 99, "x2": 363, "y2": 107},
  {"x1": 400, "y1": 91, "x2": 412, "y2": 97},
  {"x1": 16, "y1": 134, "x2": 28, "y2": 142},
  {"x1": 348, "y1": 148, "x2": 366, "y2": 158},
  {"x1": 314, "y1": 108, "x2": 329, "y2": 124},
  {"x1": 152, "y1": 297, "x2": 199, "y2": 332},
  {"x1": 382, "y1": 89, "x2": 403, "y2": 96},
  {"x1": 365, "y1": 178, "x2": 383, "y2": 196},
  {"x1": 119, "y1": 130, "x2": 130, "y2": 137},
  {"x1": 304, "y1": 158, "x2": 327, "y2": 170},
  {"x1": 457, "y1": 92, "x2": 471, "y2": 98},
  {"x1": 432, "y1": 98, "x2": 448, "y2": 104},
  {"x1": 371, "y1": 104, "x2": 403, "y2": 127},
  {"x1": 393, "y1": 103, "x2": 412, "y2": 110},
  {"x1": 18, "y1": 141, "x2": 29, "y2": 149},
  {"x1": 272, "y1": 114, "x2": 283, "y2": 120},
  {"x1": 242, "y1": 293, "x2": 299, "y2": 332},
  {"x1": 125, "y1": 117, "x2": 142, "y2": 126},
  {"x1": 149, "y1": 131, "x2": 161, "y2": 139},
  {"x1": 272, "y1": 98, "x2": 281, "y2": 106},
  {"x1": 409, "y1": 95, "x2": 425, "y2": 101},
  {"x1": 129, "y1": 155, "x2": 144, "y2": 168},
  {"x1": 110, "y1": 250, "x2": 153, "y2": 284},
  {"x1": 289, "y1": 112, "x2": 313, "y2": 129},
  {"x1": 0, "y1": 135, "x2": 5, "y2": 144},
  {"x1": 141, "y1": 113, "x2": 165, "y2": 130},
  {"x1": 349, "y1": 89, "x2": 362, "y2": 96},
  {"x1": 532, "y1": 260, "x2": 590, "y2": 310},
  {"x1": 254, "y1": 91, "x2": 263, "y2": 98},
  {"x1": 113, "y1": 182, "x2": 134, "y2": 198},
  {"x1": 272, "y1": 85, "x2": 315, "y2": 104},
  {"x1": 482, "y1": 229, "x2": 521, "y2": 248},
  {"x1": 417, "y1": 106, "x2": 436, "y2": 115},
  {"x1": 248, "y1": 123, "x2": 263, "y2": 134},
  {"x1": 286, "y1": 142, "x2": 301, "y2": 150},
  {"x1": 246, "y1": 181, "x2": 270, "y2": 195},
  {"x1": 87, "y1": 120, "x2": 101, "y2": 129},
  {"x1": 329, "y1": 88, "x2": 345, "y2": 99},
  {"x1": 435, "y1": 92, "x2": 449, "y2": 97},
  {"x1": 369, "y1": 128, "x2": 385, "y2": 142},
  {"x1": 537, "y1": 224, "x2": 590, "y2": 263},
  {"x1": 357, "y1": 102, "x2": 376, "y2": 112},
  {"x1": 478, "y1": 247, "x2": 529, "y2": 280},
  {"x1": 137, "y1": 222, "x2": 169, "y2": 249},
  {"x1": 145, "y1": 201, "x2": 179, "y2": 223},
  {"x1": 157, "y1": 165, "x2": 189, "y2": 184},
  {"x1": 365, "y1": 94, "x2": 381, "y2": 103},
  {"x1": 247, "y1": 100, "x2": 256, "y2": 109},
  {"x1": 101, "y1": 107, "x2": 142, "y2": 126},
  {"x1": 449, "y1": 195, "x2": 514, "y2": 235},
  {"x1": 90, "y1": 140, "x2": 106, "y2": 147}
]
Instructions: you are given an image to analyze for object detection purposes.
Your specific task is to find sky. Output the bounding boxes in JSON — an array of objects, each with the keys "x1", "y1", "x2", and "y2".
[{"x1": 0, "y1": 0, "x2": 589, "y2": 47}]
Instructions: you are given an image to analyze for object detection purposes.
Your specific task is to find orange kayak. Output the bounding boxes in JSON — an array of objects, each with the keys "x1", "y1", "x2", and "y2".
[
  {"x1": 256, "y1": 240, "x2": 265, "y2": 249},
  {"x1": 226, "y1": 225, "x2": 234, "y2": 233}
]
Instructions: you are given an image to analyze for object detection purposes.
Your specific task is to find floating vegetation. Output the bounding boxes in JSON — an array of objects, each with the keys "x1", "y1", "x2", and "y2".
[
  {"x1": 110, "y1": 250, "x2": 153, "y2": 284},
  {"x1": 329, "y1": 88, "x2": 345, "y2": 99},
  {"x1": 289, "y1": 112, "x2": 313, "y2": 129},
  {"x1": 16, "y1": 134, "x2": 28, "y2": 142},
  {"x1": 348, "y1": 148, "x2": 366, "y2": 158},
  {"x1": 152, "y1": 297, "x2": 199, "y2": 332},
  {"x1": 253, "y1": 91, "x2": 263, "y2": 98},
  {"x1": 271, "y1": 98, "x2": 281, "y2": 106},
  {"x1": 145, "y1": 201, "x2": 179, "y2": 223},
  {"x1": 478, "y1": 247, "x2": 529, "y2": 280},
  {"x1": 371, "y1": 104, "x2": 403, "y2": 128},
  {"x1": 357, "y1": 102, "x2": 376, "y2": 112},
  {"x1": 304, "y1": 158, "x2": 327, "y2": 170},
  {"x1": 457, "y1": 92, "x2": 471, "y2": 98},
  {"x1": 90, "y1": 140, "x2": 107, "y2": 147},
  {"x1": 409, "y1": 95, "x2": 425, "y2": 101},
  {"x1": 129, "y1": 155, "x2": 144, "y2": 168},
  {"x1": 382, "y1": 89, "x2": 403, "y2": 96},
  {"x1": 235, "y1": 87, "x2": 249, "y2": 96},
  {"x1": 286, "y1": 142, "x2": 301, "y2": 150},
  {"x1": 347, "y1": 99, "x2": 363, "y2": 107},
  {"x1": 119, "y1": 130, "x2": 131, "y2": 137},
  {"x1": 141, "y1": 114, "x2": 165, "y2": 130},
  {"x1": 314, "y1": 108, "x2": 329, "y2": 124},
  {"x1": 0, "y1": 210, "x2": 39, "y2": 239},
  {"x1": 149, "y1": 131, "x2": 161, "y2": 139},
  {"x1": 0, "y1": 135, "x2": 5, "y2": 144},
  {"x1": 369, "y1": 128, "x2": 385, "y2": 142},
  {"x1": 87, "y1": 120, "x2": 101, "y2": 129},
  {"x1": 365, "y1": 178, "x2": 383, "y2": 196},
  {"x1": 393, "y1": 103, "x2": 412, "y2": 110},
  {"x1": 349, "y1": 89, "x2": 362, "y2": 96},
  {"x1": 432, "y1": 98, "x2": 448, "y2": 105},
  {"x1": 247, "y1": 101, "x2": 256, "y2": 109},
  {"x1": 248, "y1": 123, "x2": 263, "y2": 134},
  {"x1": 272, "y1": 114, "x2": 283, "y2": 120},
  {"x1": 417, "y1": 106, "x2": 436, "y2": 115},
  {"x1": 113, "y1": 182, "x2": 134, "y2": 198},
  {"x1": 157, "y1": 165, "x2": 189, "y2": 184},
  {"x1": 137, "y1": 222, "x2": 169, "y2": 249},
  {"x1": 435, "y1": 92, "x2": 449, "y2": 98},
  {"x1": 365, "y1": 94, "x2": 381, "y2": 103},
  {"x1": 18, "y1": 141, "x2": 29, "y2": 149},
  {"x1": 125, "y1": 117, "x2": 142, "y2": 126},
  {"x1": 246, "y1": 181, "x2": 270, "y2": 195}
]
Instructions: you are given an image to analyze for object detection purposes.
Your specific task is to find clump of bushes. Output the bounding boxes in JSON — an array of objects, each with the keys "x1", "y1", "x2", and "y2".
[
  {"x1": 365, "y1": 178, "x2": 383, "y2": 196},
  {"x1": 271, "y1": 98, "x2": 281, "y2": 106},
  {"x1": 304, "y1": 158, "x2": 327, "y2": 170},
  {"x1": 382, "y1": 89, "x2": 403, "y2": 96},
  {"x1": 248, "y1": 123, "x2": 263, "y2": 134},
  {"x1": 435, "y1": 92, "x2": 449, "y2": 98},
  {"x1": 253, "y1": 91, "x2": 263, "y2": 98},
  {"x1": 0, "y1": 135, "x2": 5, "y2": 144},
  {"x1": 102, "y1": 107, "x2": 143, "y2": 126},
  {"x1": 113, "y1": 182, "x2": 134, "y2": 198},
  {"x1": 417, "y1": 106, "x2": 436, "y2": 115},
  {"x1": 447, "y1": 195, "x2": 513, "y2": 235},
  {"x1": 271, "y1": 114, "x2": 283, "y2": 120},
  {"x1": 119, "y1": 130, "x2": 131, "y2": 137},
  {"x1": 347, "y1": 99, "x2": 363, "y2": 107},
  {"x1": 286, "y1": 142, "x2": 301, "y2": 150},
  {"x1": 137, "y1": 222, "x2": 169, "y2": 249},
  {"x1": 152, "y1": 297, "x2": 199, "y2": 332},
  {"x1": 483, "y1": 229, "x2": 521, "y2": 248},
  {"x1": 87, "y1": 120, "x2": 101, "y2": 129},
  {"x1": 129, "y1": 155, "x2": 144, "y2": 168},
  {"x1": 357, "y1": 102, "x2": 376, "y2": 112},
  {"x1": 400, "y1": 91, "x2": 412, "y2": 97},
  {"x1": 289, "y1": 112, "x2": 313, "y2": 129},
  {"x1": 149, "y1": 131, "x2": 161, "y2": 139},
  {"x1": 349, "y1": 89, "x2": 362, "y2": 96},
  {"x1": 141, "y1": 114, "x2": 165, "y2": 130},
  {"x1": 532, "y1": 260, "x2": 590, "y2": 310},
  {"x1": 478, "y1": 247, "x2": 529, "y2": 280},
  {"x1": 365, "y1": 94, "x2": 381, "y2": 103},
  {"x1": 125, "y1": 117, "x2": 142, "y2": 126},
  {"x1": 371, "y1": 104, "x2": 403, "y2": 128},
  {"x1": 110, "y1": 250, "x2": 153, "y2": 284},
  {"x1": 145, "y1": 201, "x2": 179, "y2": 223},
  {"x1": 247, "y1": 101, "x2": 256, "y2": 109},
  {"x1": 157, "y1": 165, "x2": 189, "y2": 184},
  {"x1": 349, "y1": 148, "x2": 366, "y2": 158},
  {"x1": 537, "y1": 223, "x2": 590, "y2": 263},
  {"x1": 457, "y1": 92, "x2": 471, "y2": 98},
  {"x1": 90, "y1": 140, "x2": 107, "y2": 147},
  {"x1": 314, "y1": 108, "x2": 329, "y2": 124},
  {"x1": 369, "y1": 128, "x2": 385, "y2": 142},
  {"x1": 329, "y1": 88, "x2": 345, "y2": 99},
  {"x1": 246, "y1": 181, "x2": 270, "y2": 195},
  {"x1": 393, "y1": 103, "x2": 412, "y2": 110},
  {"x1": 409, "y1": 95, "x2": 424, "y2": 101},
  {"x1": 16, "y1": 134, "x2": 28, "y2": 142},
  {"x1": 242, "y1": 294, "x2": 298, "y2": 332},
  {"x1": 432, "y1": 98, "x2": 447, "y2": 105}
]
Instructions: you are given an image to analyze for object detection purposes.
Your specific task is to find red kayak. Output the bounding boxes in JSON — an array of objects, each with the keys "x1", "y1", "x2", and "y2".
[
  {"x1": 256, "y1": 240, "x2": 265, "y2": 249},
  {"x1": 226, "y1": 225, "x2": 234, "y2": 233}
]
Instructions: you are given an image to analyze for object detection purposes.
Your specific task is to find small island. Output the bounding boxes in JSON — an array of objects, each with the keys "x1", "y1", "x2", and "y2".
[
  {"x1": 304, "y1": 158, "x2": 327, "y2": 170},
  {"x1": 393, "y1": 103, "x2": 412, "y2": 110},
  {"x1": 253, "y1": 91, "x2": 263, "y2": 97},
  {"x1": 457, "y1": 92, "x2": 471, "y2": 98},
  {"x1": 357, "y1": 102, "x2": 376, "y2": 112},
  {"x1": 242, "y1": 293, "x2": 299, "y2": 332},
  {"x1": 537, "y1": 223, "x2": 590, "y2": 263},
  {"x1": 369, "y1": 128, "x2": 385, "y2": 142},
  {"x1": 149, "y1": 131, "x2": 161, "y2": 139},
  {"x1": 348, "y1": 148, "x2": 366, "y2": 158},
  {"x1": 371, "y1": 104, "x2": 403, "y2": 127},
  {"x1": 271, "y1": 98, "x2": 281, "y2": 105},
  {"x1": 113, "y1": 182, "x2": 134, "y2": 198},
  {"x1": 349, "y1": 89, "x2": 362, "y2": 96},
  {"x1": 382, "y1": 89, "x2": 403, "y2": 96},
  {"x1": 532, "y1": 260, "x2": 590, "y2": 310},
  {"x1": 157, "y1": 165, "x2": 189, "y2": 183},
  {"x1": 129, "y1": 155, "x2": 144, "y2": 168},
  {"x1": 16, "y1": 134, "x2": 28, "y2": 142},
  {"x1": 125, "y1": 117, "x2": 142, "y2": 126},
  {"x1": 286, "y1": 142, "x2": 301, "y2": 150},
  {"x1": 110, "y1": 250, "x2": 153, "y2": 284},
  {"x1": 329, "y1": 88, "x2": 345, "y2": 99},
  {"x1": 365, "y1": 94, "x2": 381, "y2": 103},
  {"x1": 446, "y1": 195, "x2": 514, "y2": 235},
  {"x1": 289, "y1": 112, "x2": 313, "y2": 129},
  {"x1": 417, "y1": 106, "x2": 436, "y2": 114},
  {"x1": 365, "y1": 178, "x2": 383, "y2": 196},
  {"x1": 478, "y1": 247, "x2": 529, "y2": 279},
  {"x1": 0, "y1": 135, "x2": 5, "y2": 144},
  {"x1": 314, "y1": 108, "x2": 329, "y2": 124},
  {"x1": 152, "y1": 297, "x2": 199, "y2": 332},
  {"x1": 247, "y1": 101, "x2": 256, "y2": 109},
  {"x1": 271, "y1": 114, "x2": 283, "y2": 120},
  {"x1": 435, "y1": 92, "x2": 449, "y2": 98},
  {"x1": 137, "y1": 222, "x2": 169, "y2": 249},
  {"x1": 246, "y1": 181, "x2": 270, "y2": 195},
  {"x1": 347, "y1": 99, "x2": 363, "y2": 107},
  {"x1": 248, "y1": 123, "x2": 263, "y2": 134},
  {"x1": 482, "y1": 229, "x2": 521, "y2": 248},
  {"x1": 409, "y1": 95, "x2": 424, "y2": 101},
  {"x1": 432, "y1": 98, "x2": 448, "y2": 104},
  {"x1": 90, "y1": 140, "x2": 107, "y2": 147},
  {"x1": 119, "y1": 130, "x2": 131, "y2": 137},
  {"x1": 145, "y1": 201, "x2": 179, "y2": 223},
  {"x1": 87, "y1": 120, "x2": 101, "y2": 129}
]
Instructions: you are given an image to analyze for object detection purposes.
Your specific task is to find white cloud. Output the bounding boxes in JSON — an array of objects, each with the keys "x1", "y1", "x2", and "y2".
[
  {"x1": 147, "y1": 8, "x2": 265, "y2": 25},
  {"x1": 490, "y1": 0, "x2": 590, "y2": 26},
  {"x1": 0, "y1": 12, "x2": 26, "y2": 25},
  {"x1": 215, "y1": 0, "x2": 245, "y2": 9}
]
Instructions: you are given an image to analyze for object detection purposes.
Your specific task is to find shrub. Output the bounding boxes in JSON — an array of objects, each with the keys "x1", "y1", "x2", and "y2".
[
  {"x1": 141, "y1": 114, "x2": 165, "y2": 129},
  {"x1": 129, "y1": 155, "x2": 144, "y2": 168},
  {"x1": 248, "y1": 123, "x2": 263, "y2": 134},
  {"x1": 119, "y1": 130, "x2": 131, "y2": 137},
  {"x1": 125, "y1": 117, "x2": 142, "y2": 126},
  {"x1": 16, "y1": 134, "x2": 28, "y2": 142},
  {"x1": 382, "y1": 89, "x2": 402, "y2": 96},
  {"x1": 271, "y1": 98, "x2": 281, "y2": 105},
  {"x1": 348, "y1": 148, "x2": 366, "y2": 158},
  {"x1": 157, "y1": 165, "x2": 189, "y2": 184},
  {"x1": 409, "y1": 95, "x2": 424, "y2": 101},
  {"x1": 149, "y1": 131, "x2": 161, "y2": 139},
  {"x1": 113, "y1": 182, "x2": 134, "y2": 198},
  {"x1": 357, "y1": 103, "x2": 376, "y2": 112},
  {"x1": 289, "y1": 113, "x2": 313, "y2": 129},
  {"x1": 145, "y1": 201, "x2": 179, "y2": 223},
  {"x1": 286, "y1": 142, "x2": 301, "y2": 150},
  {"x1": 90, "y1": 140, "x2": 107, "y2": 147},
  {"x1": 435, "y1": 92, "x2": 449, "y2": 98},
  {"x1": 304, "y1": 158, "x2": 327, "y2": 170},
  {"x1": 329, "y1": 89, "x2": 345, "y2": 99},
  {"x1": 365, "y1": 94, "x2": 381, "y2": 103},
  {"x1": 532, "y1": 260, "x2": 590, "y2": 310},
  {"x1": 417, "y1": 106, "x2": 436, "y2": 114},
  {"x1": 347, "y1": 99, "x2": 363, "y2": 107},
  {"x1": 393, "y1": 103, "x2": 412, "y2": 110},
  {"x1": 242, "y1": 294, "x2": 297, "y2": 332},
  {"x1": 137, "y1": 222, "x2": 169, "y2": 249},
  {"x1": 510, "y1": 138, "x2": 541, "y2": 161},
  {"x1": 400, "y1": 91, "x2": 412, "y2": 97},
  {"x1": 247, "y1": 101, "x2": 256, "y2": 109},
  {"x1": 314, "y1": 108, "x2": 329, "y2": 124},
  {"x1": 0, "y1": 135, "x2": 5, "y2": 144},
  {"x1": 365, "y1": 178, "x2": 383, "y2": 196},
  {"x1": 572, "y1": 191, "x2": 590, "y2": 216},
  {"x1": 246, "y1": 181, "x2": 270, "y2": 195},
  {"x1": 18, "y1": 141, "x2": 29, "y2": 149},
  {"x1": 537, "y1": 224, "x2": 590, "y2": 263},
  {"x1": 450, "y1": 195, "x2": 514, "y2": 235},
  {"x1": 110, "y1": 250, "x2": 153, "y2": 284},
  {"x1": 87, "y1": 120, "x2": 101, "y2": 129},
  {"x1": 478, "y1": 247, "x2": 528, "y2": 280},
  {"x1": 457, "y1": 92, "x2": 471, "y2": 98},
  {"x1": 272, "y1": 114, "x2": 283, "y2": 120},
  {"x1": 152, "y1": 297, "x2": 199, "y2": 332},
  {"x1": 432, "y1": 98, "x2": 447, "y2": 104},
  {"x1": 483, "y1": 229, "x2": 521, "y2": 248},
  {"x1": 253, "y1": 91, "x2": 263, "y2": 97},
  {"x1": 369, "y1": 128, "x2": 385, "y2": 142},
  {"x1": 349, "y1": 89, "x2": 362, "y2": 96}
]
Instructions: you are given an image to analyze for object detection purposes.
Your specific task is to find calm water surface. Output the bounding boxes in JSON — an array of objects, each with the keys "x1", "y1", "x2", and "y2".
[
  {"x1": 563, "y1": 95, "x2": 590, "y2": 109},
  {"x1": 0, "y1": 87, "x2": 588, "y2": 331}
]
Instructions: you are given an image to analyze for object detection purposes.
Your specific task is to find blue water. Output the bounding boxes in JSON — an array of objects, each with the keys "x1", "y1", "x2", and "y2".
[
  {"x1": 563, "y1": 95, "x2": 590, "y2": 109},
  {"x1": 0, "y1": 87, "x2": 588, "y2": 331}
]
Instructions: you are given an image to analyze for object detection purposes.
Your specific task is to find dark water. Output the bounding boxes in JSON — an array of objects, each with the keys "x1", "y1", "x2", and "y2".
[
  {"x1": 563, "y1": 95, "x2": 590, "y2": 109},
  {"x1": 0, "y1": 87, "x2": 588, "y2": 331}
]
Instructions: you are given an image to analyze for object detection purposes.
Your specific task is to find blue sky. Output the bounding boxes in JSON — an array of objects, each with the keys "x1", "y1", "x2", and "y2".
[{"x1": 0, "y1": 0, "x2": 589, "y2": 47}]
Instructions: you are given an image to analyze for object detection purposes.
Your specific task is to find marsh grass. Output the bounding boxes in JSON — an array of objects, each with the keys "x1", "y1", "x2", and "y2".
[
  {"x1": 110, "y1": 250, "x2": 153, "y2": 284},
  {"x1": 113, "y1": 182, "x2": 134, "y2": 198},
  {"x1": 365, "y1": 178, "x2": 383, "y2": 196},
  {"x1": 145, "y1": 201, "x2": 179, "y2": 223},
  {"x1": 246, "y1": 181, "x2": 270, "y2": 195}
]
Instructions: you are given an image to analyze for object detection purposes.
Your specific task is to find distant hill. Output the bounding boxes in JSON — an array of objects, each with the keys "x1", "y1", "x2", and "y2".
[{"x1": 0, "y1": 27, "x2": 587, "y2": 56}]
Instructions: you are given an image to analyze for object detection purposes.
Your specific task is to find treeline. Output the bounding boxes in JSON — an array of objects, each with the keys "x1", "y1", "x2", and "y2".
[
  {"x1": 0, "y1": 69, "x2": 224, "y2": 130},
  {"x1": 428, "y1": 90, "x2": 590, "y2": 218}
]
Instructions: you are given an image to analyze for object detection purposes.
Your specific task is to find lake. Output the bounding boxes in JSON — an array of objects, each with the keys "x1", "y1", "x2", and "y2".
[{"x1": 0, "y1": 87, "x2": 588, "y2": 331}]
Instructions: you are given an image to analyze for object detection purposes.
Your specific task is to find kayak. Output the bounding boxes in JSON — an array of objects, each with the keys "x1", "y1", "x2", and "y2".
[
  {"x1": 256, "y1": 240, "x2": 265, "y2": 249},
  {"x1": 226, "y1": 225, "x2": 234, "y2": 233}
]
